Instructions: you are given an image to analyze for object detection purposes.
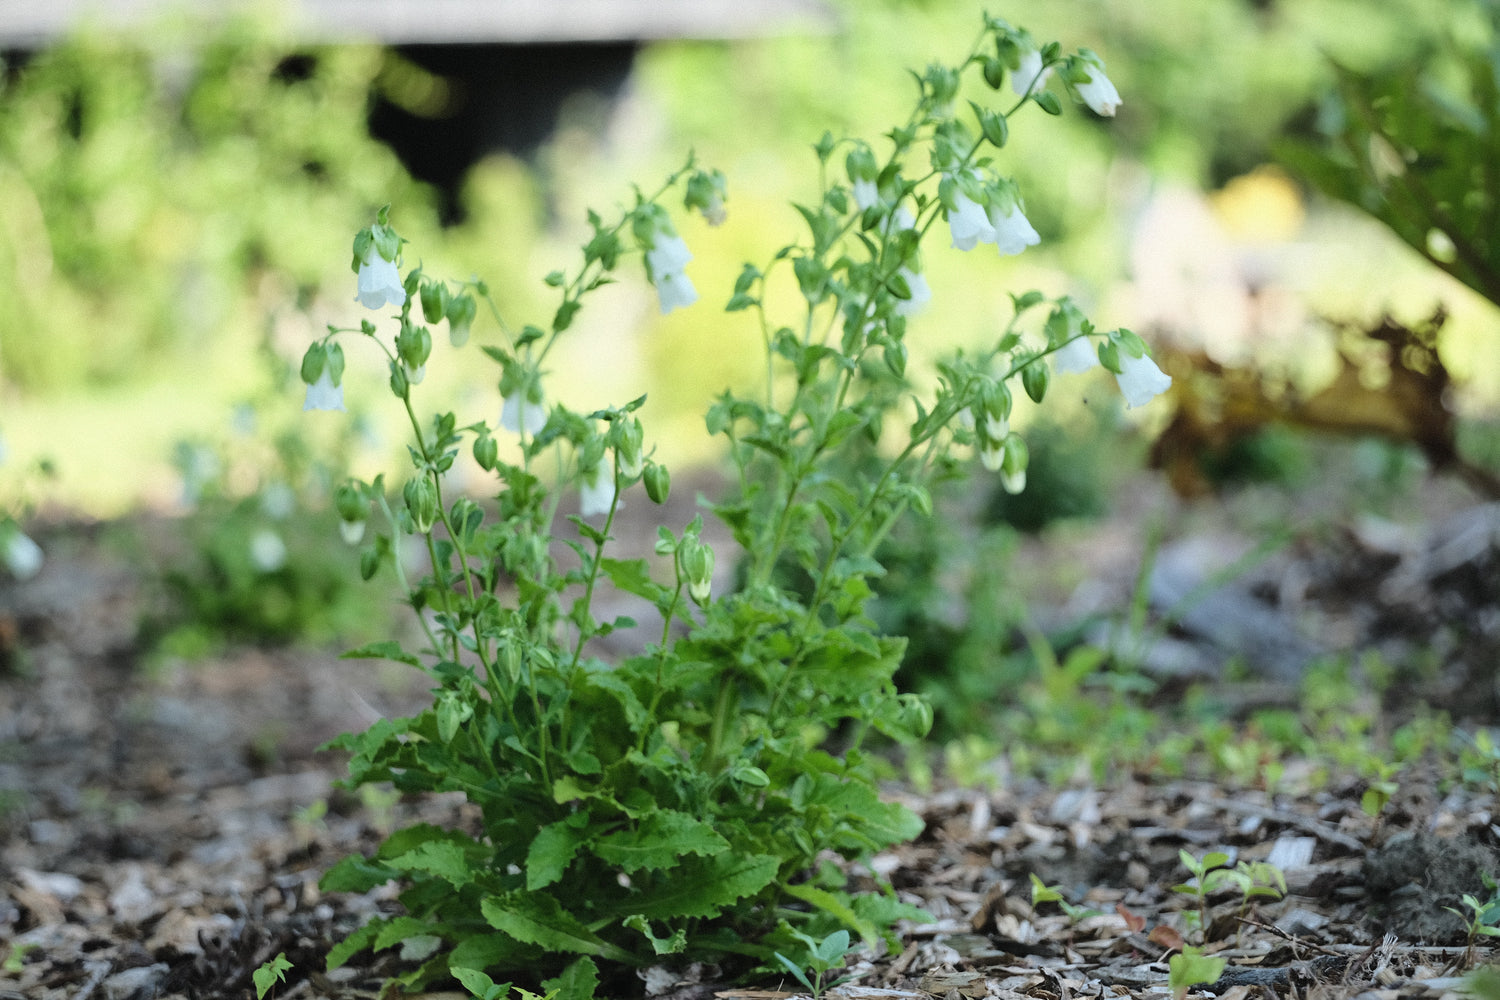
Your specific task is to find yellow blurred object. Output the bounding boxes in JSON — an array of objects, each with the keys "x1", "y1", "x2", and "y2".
[{"x1": 1211, "y1": 165, "x2": 1305, "y2": 242}]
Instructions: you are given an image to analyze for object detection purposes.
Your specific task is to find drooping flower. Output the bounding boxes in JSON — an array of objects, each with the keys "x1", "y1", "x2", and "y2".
[
  {"x1": 578, "y1": 463, "x2": 617, "y2": 518},
  {"x1": 249, "y1": 529, "x2": 288, "y2": 573},
  {"x1": 1012, "y1": 46, "x2": 1053, "y2": 98},
  {"x1": 1073, "y1": 53, "x2": 1122, "y2": 117},
  {"x1": 894, "y1": 266, "x2": 931, "y2": 316},
  {"x1": 985, "y1": 181, "x2": 1040, "y2": 256},
  {"x1": 2, "y1": 523, "x2": 42, "y2": 580},
  {"x1": 645, "y1": 233, "x2": 699, "y2": 315},
  {"x1": 1052, "y1": 335, "x2": 1098, "y2": 374},
  {"x1": 303, "y1": 369, "x2": 345, "y2": 412},
  {"x1": 1115, "y1": 350, "x2": 1172, "y2": 408},
  {"x1": 852, "y1": 178, "x2": 880, "y2": 211},
  {"x1": 945, "y1": 181, "x2": 995, "y2": 251},
  {"x1": 356, "y1": 252, "x2": 405, "y2": 310},
  {"x1": 499, "y1": 392, "x2": 547, "y2": 435},
  {"x1": 988, "y1": 201, "x2": 1041, "y2": 256}
]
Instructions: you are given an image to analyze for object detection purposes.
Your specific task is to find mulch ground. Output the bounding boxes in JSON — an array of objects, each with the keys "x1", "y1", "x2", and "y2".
[{"x1": 1, "y1": 501, "x2": 1497, "y2": 1000}]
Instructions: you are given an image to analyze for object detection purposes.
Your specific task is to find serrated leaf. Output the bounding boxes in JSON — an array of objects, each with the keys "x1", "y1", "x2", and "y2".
[
  {"x1": 631, "y1": 853, "x2": 780, "y2": 920},
  {"x1": 373, "y1": 915, "x2": 439, "y2": 952},
  {"x1": 341, "y1": 640, "x2": 423, "y2": 668},
  {"x1": 452, "y1": 966, "x2": 510, "y2": 1000},
  {"x1": 623, "y1": 915, "x2": 688, "y2": 955},
  {"x1": 320, "y1": 851, "x2": 395, "y2": 893},
  {"x1": 784, "y1": 882, "x2": 878, "y2": 946},
  {"x1": 594, "y1": 811, "x2": 729, "y2": 873},
  {"x1": 325, "y1": 920, "x2": 380, "y2": 971},
  {"x1": 527, "y1": 820, "x2": 589, "y2": 890},
  {"x1": 543, "y1": 956, "x2": 600, "y2": 1000},
  {"x1": 391, "y1": 839, "x2": 474, "y2": 887},
  {"x1": 481, "y1": 892, "x2": 635, "y2": 963}
]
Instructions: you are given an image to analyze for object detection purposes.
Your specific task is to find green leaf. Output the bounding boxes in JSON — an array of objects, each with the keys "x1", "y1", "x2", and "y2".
[
  {"x1": 390, "y1": 839, "x2": 474, "y2": 888},
  {"x1": 481, "y1": 892, "x2": 635, "y2": 963},
  {"x1": 543, "y1": 956, "x2": 600, "y2": 1000},
  {"x1": 253, "y1": 953, "x2": 292, "y2": 1000},
  {"x1": 600, "y1": 557, "x2": 665, "y2": 603},
  {"x1": 452, "y1": 966, "x2": 510, "y2": 1000},
  {"x1": 325, "y1": 921, "x2": 380, "y2": 971},
  {"x1": 340, "y1": 640, "x2": 422, "y2": 668},
  {"x1": 784, "y1": 882, "x2": 879, "y2": 947},
  {"x1": 527, "y1": 819, "x2": 590, "y2": 890},
  {"x1": 320, "y1": 854, "x2": 397, "y2": 894},
  {"x1": 623, "y1": 915, "x2": 688, "y2": 956},
  {"x1": 594, "y1": 810, "x2": 730, "y2": 873},
  {"x1": 631, "y1": 852, "x2": 780, "y2": 920}
]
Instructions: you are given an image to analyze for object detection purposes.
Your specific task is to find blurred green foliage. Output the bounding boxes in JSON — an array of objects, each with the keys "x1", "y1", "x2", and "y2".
[
  {"x1": 1279, "y1": 0, "x2": 1500, "y2": 306},
  {"x1": 0, "y1": 15, "x2": 439, "y2": 391}
]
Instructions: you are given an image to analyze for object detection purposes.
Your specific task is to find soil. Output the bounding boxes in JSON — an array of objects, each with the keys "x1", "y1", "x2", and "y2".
[{"x1": 2, "y1": 476, "x2": 1499, "y2": 1000}]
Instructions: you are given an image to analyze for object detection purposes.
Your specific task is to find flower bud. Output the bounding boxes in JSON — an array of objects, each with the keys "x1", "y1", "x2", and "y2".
[
  {"x1": 1021, "y1": 356, "x2": 1050, "y2": 403},
  {"x1": 419, "y1": 281, "x2": 448, "y2": 325},
  {"x1": 403, "y1": 476, "x2": 438, "y2": 534},
  {"x1": 396, "y1": 321, "x2": 432, "y2": 385},
  {"x1": 644, "y1": 461, "x2": 671, "y2": 504},
  {"x1": 473, "y1": 433, "x2": 498, "y2": 471},
  {"x1": 445, "y1": 293, "x2": 477, "y2": 348},
  {"x1": 612, "y1": 418, "x2": 645, "y2": 480},
  {"x1": 999, "y1": 432, "x2": 1029, "y2": 495},
  {"x1": 679, "y1": 537, "x2": 715, "y2": 606}
]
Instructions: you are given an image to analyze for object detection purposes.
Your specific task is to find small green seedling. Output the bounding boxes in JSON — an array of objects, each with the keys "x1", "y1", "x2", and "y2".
[
  {"x1": 1173, "y1": 851, "x2": 1232, "y2": 942},
  {"x1": 775, "y1": 929, "x2": 856, "y2": 999},
  {"x1": 1168, "y1": 945, "x2": 1226, "y2": 1000},
  {"x1": 1029, "y1": 873, "x2": 1102, "y2": 923},
  {"x1": 252, "y1": 952, "x2": 293, "y2": 1000},
  {"x1": 1361, "y1": 758, "x2": 1402, "y2": 821},
  {"x1": 1444, "y1": 877, "x2": 1500, "y2": 963},
  {"x1": 2, "y1": 942, "x2": 36, "y2": 974}
]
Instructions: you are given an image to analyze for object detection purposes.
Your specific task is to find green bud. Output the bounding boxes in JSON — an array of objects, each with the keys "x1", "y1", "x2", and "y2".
[
  {"x1": 644, "y1": 462, "x2": 671, "y2": 504},
  {"x1": 612, "y1": 418, "x2": 645, "y2": 480},
  {"x1": 420, "y1": 281, "x2": 448, "y2": 324},
  {"x1": 845, "y1": 144, "x2": 878, "y2": 183},
  {"x1": 1000, "y1": 432, "x2": 1029, "y2": 495},
  {"x1": 473, "y1": 433, "x2": 498, "y2": 471},
  {"x1": 388, "y1": 358, "x2": 409, "y2": 398},
  {"x1": 983, "y1": 56, "x2": 1006, "y2": 90},
  {"x1": 359, "y1": 544, "x2": 381, "y2": 580},
  {"x1": 679, "y1": 537, "x2": 715, "y2": 606},
  {"x1": 1021, "y1": 357, "x2": 1050, "y2": 403},
  {"x1": 403, "y1": 476, "x2": 438, "y2": 534},
  {"x1": 445, "y1": 293, "x2": 477, "y2": 348},
  {"x1": 335, "y1": 482, "x2": 367, "y2": 523},
  {"x1": 396, "y1": 321, "x2": 432, "y2": 371}
]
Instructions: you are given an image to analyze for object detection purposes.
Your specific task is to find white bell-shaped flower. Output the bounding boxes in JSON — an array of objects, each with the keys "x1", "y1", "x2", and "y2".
[
  {"x1": 356, "y1": 253, "x2": 406, "y2": 310},
  {"x1": 1115, "y1": 351, "x2": 1172, "y2": 408}
]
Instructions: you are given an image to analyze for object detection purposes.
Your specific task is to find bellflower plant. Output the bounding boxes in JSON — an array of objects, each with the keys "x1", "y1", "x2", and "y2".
[{"x1": 305, "y1": 15, "x2": 1168, "y2": 1000}]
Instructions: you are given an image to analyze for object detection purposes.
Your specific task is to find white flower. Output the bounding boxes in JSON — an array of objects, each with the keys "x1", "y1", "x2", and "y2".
[
  {"x1": 646, "y1": 234, "x2": 698, "y2": 314},
  {"x1": 1076, "y1": 61, "x2": 1122, "y2": 117},
  {"x1": 249, "y1": 529, "x2": 287, "y2": 573},
  {"x1": 402, "y1": 361, "x2": 426, "y2": 386},
  {"x1": 3, "y1": 527, "x2": 42, "y2": 580},
  {"x1": 701, "y1": 194, "x2": 727, "y2": 227},
  {"x1": 1052, "y1": 336, "x2": 1098, "y2": 374},
  {"x1": 852, "y1": 178, "x2": 880, "y2": 211},
  {"x1": 947, "y1": 186, "x2": 995, "y2": 251},
  {"x1": 1012, "y1": 47, "x2": 1052, "y2": 98},
  {"x1": 653, "y1": 270, "x2": 699, "y2": 314},
  {"x1": 1115, "y1": 350, "x2": 1172, "y2": 408},
  {"x1": 894, "y1": 266, "x2": 931, "y2": 316},
  {"x1": 987, "y1": 201, "x2": 1040, "y2": 256},
  {"x1": 302, "y1": 370, "x2": 345, "y2": 412},
  {"x1": 891, "y1": 205, "x2": 917, "y2": 231},
  {"x1": 339, "y1": 519, "x2": 366, "y2": 545},
  {"x1": 578, "y1": 464, "x2": 617, "y2": 518},
  {"x1": 979, "y1": 440, "x2": 1004, "y2": 472},
  {"x1": 647, "y1": 233, "x2": 693, "y2": 276},
  {"x1": 982, "y1": 413, "x2": 1008, "y2": 442},
  {"x1": 500, "y1": 393, "x2": 547, "y2": 435},
  {"x1": 356, "y1": 253, "x2": 405, "y2": 310},
  {"x1": 999, "y1": 465, "x2": 1027, "y2": 495}
]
